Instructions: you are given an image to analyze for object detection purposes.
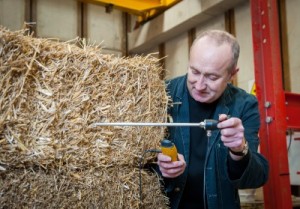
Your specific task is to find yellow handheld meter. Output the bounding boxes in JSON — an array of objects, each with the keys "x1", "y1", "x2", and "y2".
[{"x1": 160, "y1": 139, "x2": 178, "y2": 162}]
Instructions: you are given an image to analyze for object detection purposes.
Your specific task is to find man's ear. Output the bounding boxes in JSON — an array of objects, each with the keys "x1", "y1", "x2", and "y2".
[{"x1": 230, "y1": 67, "x2": 239, "y2": 79}]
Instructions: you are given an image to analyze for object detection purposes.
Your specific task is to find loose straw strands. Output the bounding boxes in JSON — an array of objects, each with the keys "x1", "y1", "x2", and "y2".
[{"x1": 0, "y1": 26, "x2": 169, "y2": 208}]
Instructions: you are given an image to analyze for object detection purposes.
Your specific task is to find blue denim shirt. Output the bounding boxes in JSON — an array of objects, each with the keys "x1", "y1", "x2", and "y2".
[{"x1": 163, "y1": 75, "x2": 269, "y2": 209}]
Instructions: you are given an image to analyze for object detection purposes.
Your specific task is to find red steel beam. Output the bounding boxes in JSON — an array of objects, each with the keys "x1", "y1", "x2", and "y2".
[
  {"x1": 251, "y1": 0, "x2": 292, "y2": 209},
  {"x1": 285, "y1": 92, "x2": 300, "y2": 130}
]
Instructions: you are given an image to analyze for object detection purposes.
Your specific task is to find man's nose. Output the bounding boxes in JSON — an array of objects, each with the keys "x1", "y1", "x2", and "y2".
[{"x1": 194, "y1": 76, "x2": 206, "y2": 90}]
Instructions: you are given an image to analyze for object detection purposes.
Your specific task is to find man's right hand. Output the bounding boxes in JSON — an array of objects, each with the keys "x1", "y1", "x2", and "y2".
[{"x1": 157, "y1": 153, "x2": 186, "y2": 178}]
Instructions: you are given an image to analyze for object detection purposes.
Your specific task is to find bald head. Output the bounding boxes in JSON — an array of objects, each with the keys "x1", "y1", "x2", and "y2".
[{"x1": 190, "y1": 30, "x2": 240, "y2": 72}]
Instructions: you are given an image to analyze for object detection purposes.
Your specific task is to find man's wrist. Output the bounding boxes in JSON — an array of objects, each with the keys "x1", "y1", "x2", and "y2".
[{"x1": 229, "y1": 140, "x2": 249, "y2": 156}]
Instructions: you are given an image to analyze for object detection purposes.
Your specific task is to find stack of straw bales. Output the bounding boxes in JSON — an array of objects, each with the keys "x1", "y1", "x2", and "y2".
[{"x1": 0, "y1": 26, "x2": 170, "y2": 208}]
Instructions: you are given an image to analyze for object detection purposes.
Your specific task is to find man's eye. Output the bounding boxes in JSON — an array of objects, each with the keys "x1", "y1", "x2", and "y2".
[
  {"x1": 208, "y1": 75, "x2": 218, "y2": 80},
  {"x1": 192, "y1": 69, "x2": 199, "y2": 74}
]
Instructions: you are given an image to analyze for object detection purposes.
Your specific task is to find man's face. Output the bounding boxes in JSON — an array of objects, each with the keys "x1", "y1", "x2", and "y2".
[{"x1": 187, "y1": 37, "x2": 237, "y2": 103}]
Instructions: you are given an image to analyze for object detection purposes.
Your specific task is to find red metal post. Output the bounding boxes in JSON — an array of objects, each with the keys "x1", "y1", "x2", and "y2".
[{"x1": 250, "y1": 0, "x2": 292, "y2": 209}]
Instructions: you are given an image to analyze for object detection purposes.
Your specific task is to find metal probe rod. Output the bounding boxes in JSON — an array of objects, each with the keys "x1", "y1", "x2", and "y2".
[
  {"x1": 92, "y1": 119, "x2": 219, "y2": 130},
  {"x1": 92, "y1": 122, "x2": 205, "y2": 127}
]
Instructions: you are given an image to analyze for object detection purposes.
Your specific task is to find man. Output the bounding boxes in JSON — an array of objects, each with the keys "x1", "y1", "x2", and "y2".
[{"x1": 157, "y1": 30, "x2": 269, "y2": 209}]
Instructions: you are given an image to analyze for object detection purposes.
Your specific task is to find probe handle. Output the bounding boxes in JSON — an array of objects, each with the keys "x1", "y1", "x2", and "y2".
[
  {"x1": 160, "y1": 139, "x2": 178, "y2": 162},
  {"x1": 203, "y1": 119, "x2": 219, "y2": 130}
]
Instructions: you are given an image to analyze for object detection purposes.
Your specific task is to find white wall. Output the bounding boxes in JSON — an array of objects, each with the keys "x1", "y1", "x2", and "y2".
[
  {"x1": 127, "y1": 0, "x2": 245, "y2": 54},
  {"x1": 195, "y1": 14, "x2": 225, "y2": 34},
  {"x1": 165, "y1": 33, "x2": 189, "y2": 79},
  {"x1": 234, "y1": 1, "x2": 254, "y2": 92},
  {"x1": 286, "y1": 0, "x2": 300, "y2": 93}
]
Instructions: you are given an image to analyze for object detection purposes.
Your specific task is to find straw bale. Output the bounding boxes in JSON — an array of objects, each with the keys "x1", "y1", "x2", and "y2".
[
  {"x1": 0, "y1": 26, "x2": 169, "y2": 208},
  {"x1": 0, "y1": 166, "x2": 167, "y2": 209}
]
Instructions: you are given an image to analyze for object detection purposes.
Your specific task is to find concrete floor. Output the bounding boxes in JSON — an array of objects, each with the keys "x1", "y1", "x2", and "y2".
[
  {"x1": 240, "y1": 196, "x2": 300, "y2": 209},
  {"x1": 241, "y1": 203, "x2": 263, "y2": 209}
]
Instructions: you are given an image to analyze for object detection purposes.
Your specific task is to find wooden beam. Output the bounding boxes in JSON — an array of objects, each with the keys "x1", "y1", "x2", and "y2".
[
  {"x1": 278, "y1": 0, "x2": 291, "y2": 91},
  {"x1": 77, "y1": 2, "x2": 87, "y2": 38},
  {"x1": 225, "y1": 8, "x2": 237, "y2": 86},
  {"x1": 24, "y1": 0, "x2": 37, "y2": 36},
  {"x1": 158, "y1": 43, "x2": 166, "y2": 80}
]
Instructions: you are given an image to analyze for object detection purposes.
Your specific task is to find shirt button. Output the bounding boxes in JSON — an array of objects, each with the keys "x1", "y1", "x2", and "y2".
[{"x1": 174, "y1": 187, "x2": 180, "y2": 192}]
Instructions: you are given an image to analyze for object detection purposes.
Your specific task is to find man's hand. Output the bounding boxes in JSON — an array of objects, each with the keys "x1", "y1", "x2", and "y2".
[
  {"x1": 217, "y1": 114, "x2": 246, "y2": 159},
  {"x1": 157, "y1": 153, "x2": 186, "y2": 178}
]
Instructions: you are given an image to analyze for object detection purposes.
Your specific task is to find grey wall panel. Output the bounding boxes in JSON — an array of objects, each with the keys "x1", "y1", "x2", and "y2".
[
  {"x1": 86, "y1": 4, "x2": 123, "y2": 56},
  {"x1": 0, "y1": 0, "x2": 25, "y2": 31},
  {"x1": 36, "y1": 0, "x2": 78, "y2": 41}
]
